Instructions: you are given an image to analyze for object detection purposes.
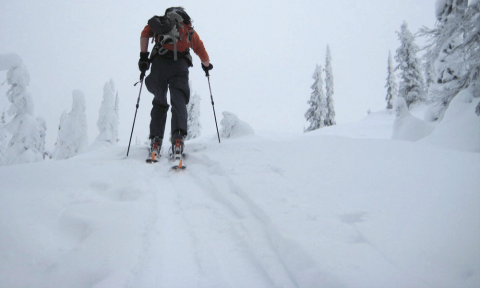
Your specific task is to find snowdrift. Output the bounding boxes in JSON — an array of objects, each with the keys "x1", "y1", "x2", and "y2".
[
  {"x1": 1, "y1": 120, "x2": 479, "y2": 287},
  {"x1": 420, "y1": 89, "x2": 480, "y2": 153},
  {"x1": 392, "y1": 97, "x2": 435, "y2": 141}
]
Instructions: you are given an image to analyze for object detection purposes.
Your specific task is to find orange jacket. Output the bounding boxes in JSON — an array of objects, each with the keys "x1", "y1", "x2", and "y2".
[{"x1": 141, "y1": 23, "x2": 209, "y2": 63}]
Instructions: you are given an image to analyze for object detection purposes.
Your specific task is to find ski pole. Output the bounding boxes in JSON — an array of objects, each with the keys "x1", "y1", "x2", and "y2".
[
  {"x1": 206, "y1": 70, "x2": 221, "y2": 143},
  {"x1": 126, "y1": 71, "x2": 145, "y2": 157}
]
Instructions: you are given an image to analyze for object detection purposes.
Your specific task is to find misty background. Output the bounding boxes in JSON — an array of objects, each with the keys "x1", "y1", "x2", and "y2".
[{"x1": 0, "y1": 0, "x2": 437, "y2": 148}]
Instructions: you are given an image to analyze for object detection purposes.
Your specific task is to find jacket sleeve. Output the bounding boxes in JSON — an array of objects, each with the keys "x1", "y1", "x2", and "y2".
[
  {"x1": 141, "y1": 25, "x2": 153, "y2": 38},
  {"x1": 192, "y1": 30, "x2": 209, "y2": 62}
]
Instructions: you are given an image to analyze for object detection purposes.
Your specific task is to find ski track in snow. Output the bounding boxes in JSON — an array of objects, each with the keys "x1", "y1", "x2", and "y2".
[
  {"x1": 123, "y1": 148, "x2": 342, "y2": 288},
  {"x1": 1, "y1": 116, "x2": 479, "y2": 288}
]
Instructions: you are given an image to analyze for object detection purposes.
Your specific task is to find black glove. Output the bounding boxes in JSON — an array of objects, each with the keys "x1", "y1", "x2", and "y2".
[
  {"x1": 138, "y1": 52, "x2": 150, "y2": 72},
  {"x1": 202, "y1": 63, "x2": 213, "y2": 76}
]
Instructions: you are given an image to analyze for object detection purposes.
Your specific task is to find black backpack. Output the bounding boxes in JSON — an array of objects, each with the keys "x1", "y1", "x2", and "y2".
[{"x1": 148, "y1": 7, "x2": 193, "y2": 62}]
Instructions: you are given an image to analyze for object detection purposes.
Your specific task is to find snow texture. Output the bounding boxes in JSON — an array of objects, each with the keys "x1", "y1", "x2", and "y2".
[
  {"x1": 220, "y1": 111, "x2": 254, "y2": 139},
  {"x1": 0, "y1": 112, "x2": 478, "y2": 288},
  {"x1": 392, "y1": 97, "x2": 435, "y2": 141},
  {"x1": 53, "y1": 90, "x2": 89, "y2": 160}
]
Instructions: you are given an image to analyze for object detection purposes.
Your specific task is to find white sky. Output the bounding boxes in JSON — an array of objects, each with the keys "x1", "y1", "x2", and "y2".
[{"x1": 0, "y1": 0, "x2": 438, "y2": 148}]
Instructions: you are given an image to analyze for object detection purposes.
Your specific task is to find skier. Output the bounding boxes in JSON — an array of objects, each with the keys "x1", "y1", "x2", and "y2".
[{"x1": 138, "y1": 6, "x2": 213, "y2": 162}]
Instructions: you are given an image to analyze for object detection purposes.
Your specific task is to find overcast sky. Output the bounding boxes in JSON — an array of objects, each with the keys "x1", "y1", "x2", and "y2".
[{"x1": 0, "y1": 0, "x2": 438, "y2": 148}]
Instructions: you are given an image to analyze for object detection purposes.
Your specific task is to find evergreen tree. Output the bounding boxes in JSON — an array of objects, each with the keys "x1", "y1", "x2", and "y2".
[
  {"x1": 36, "y1": 117, "x2": 47, "y2": 159},
  {"x1": 419, "y1": 0, "x2": 468, "y2": 120},
  {"x1": 53, "y1": 90, "x2": 89, "y2": 160},
  {"x1": 114, "y1": 91, "x2": 120, "y2": 142},
  {"x1": 96, "y1": 79, "x2": 118, "y2": 144},
  {"x1": 186, "y1": 91, "x2": 202, "y2": 140},
  {"x1": 460, "y1": 1, "x2": 480, "y2": 90},
  {"x1": 0, "y1": 111, "x2": 7, "y2": 166},
  {"x1": 0, "y1": 53, "x2": 44, "y2": 165},
  {"x1": 305, "y1": 64, "x2": 327, "y2": 132},
  {"x1": 395, "y1": 21, "x2": 427, "y2": 108},
  {"x1": 385, "y1": 51, "x2": 398, "y2": 109},
  {"x1": 324, "y1": 45, "x2": 336, "y2": 126}
]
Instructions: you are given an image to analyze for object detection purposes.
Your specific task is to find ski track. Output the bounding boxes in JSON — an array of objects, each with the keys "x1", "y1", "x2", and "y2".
[{"x1": 125, "y1": 148, "x2": 345, "y2": 288}]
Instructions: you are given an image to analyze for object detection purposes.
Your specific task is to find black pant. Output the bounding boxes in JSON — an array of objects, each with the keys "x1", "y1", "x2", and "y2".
[{"x1": 145, "y1": 56, "x2": 190, "y2": 139}]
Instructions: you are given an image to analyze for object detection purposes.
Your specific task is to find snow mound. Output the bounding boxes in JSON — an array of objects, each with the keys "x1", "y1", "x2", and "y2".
[
  {"x1": 312, "y1": 109, "x2": 396, "y2": 139},
  {"x1": 220, "y1": 111, "x2": 254, "y2": 139},
  {"x1": 392, "y1": 97, "x2": 435, "y2": 141},
  {"x1": 420, "y1": 88, "x2": 480, "y2": 153}
]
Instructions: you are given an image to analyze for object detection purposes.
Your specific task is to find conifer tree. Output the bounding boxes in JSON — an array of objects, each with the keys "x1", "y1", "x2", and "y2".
[
  {"x1": 186, "y1": 91, "x2": 202, "y2": 140},
  {"x1": 0, "y1": 53, "x2": 44, "y2": 165},
  {"x1": 53, "y1": 90, "x2": 89, "y2": 160},
  {"x1": 96, "y1": 79, "x2": 118, "y2": 144},
  {"x1": 385, "y1": 51, "x2": 398, "y2": 109},
  {"x1": 0, "y1": 111, "x2": 7, "y2": 165},
  {"x1": 305, "y1": 64, "x2": 327, "y2": 132},
  {"x1": 395, "y1": 21, "x2": 427, "y2": 108},
  {"x1": 324, "y1": 45, "x2": 336, "y2": 126},
  {"x1": 419, "y1": 0, "x2": 468, "y2": 120}
]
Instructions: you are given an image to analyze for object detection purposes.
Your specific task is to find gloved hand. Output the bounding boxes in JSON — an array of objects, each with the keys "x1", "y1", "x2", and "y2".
[
  {"x1": 202, "y1": 63, "x2": 213, "y2": 76},
  {"x1": 138, "y1": 52, "x2": 150, "y2": 72}
]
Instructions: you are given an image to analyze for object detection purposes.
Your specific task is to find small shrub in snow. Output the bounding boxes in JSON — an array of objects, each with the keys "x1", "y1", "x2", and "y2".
[{"x1": 220, "y1": 111, "x2": 254, "y2": 139}]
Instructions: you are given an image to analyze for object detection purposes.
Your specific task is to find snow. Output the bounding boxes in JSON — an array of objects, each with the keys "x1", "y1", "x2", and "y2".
[
  {"x1": 220, "y1": 111, "x2": 254, "y2": 139},
  {"x1": 392, "y1": 97, "x2": 435, "y2": 141},
  {"x1": 420, "y1": 88, "x2": 480, "y2": 152},
  {"x1": 1, "y1": 108, "x2": 479, "y2": 288}
]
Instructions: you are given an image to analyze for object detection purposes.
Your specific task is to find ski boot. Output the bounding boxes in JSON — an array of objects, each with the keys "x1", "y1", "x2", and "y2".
[
  {"x1": 147, "y1": 136, "x2": 162, "y2": 163},
  {"x1": 171, "y1": 130, "x2": 186, "y2": 170}
]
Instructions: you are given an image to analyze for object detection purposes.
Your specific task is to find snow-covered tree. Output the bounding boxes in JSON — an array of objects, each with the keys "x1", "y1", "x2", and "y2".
[
  {"x1": 186, "y1": 91, "x2": 202, "y2": 140},
  {"x1": 460, "y1": 1, "x2": 480, "y2": 91},
  {"x1": 0, "y1": 53, "x2": 44, "y2": 165},
  {"x1": 36, "y1": 117, "x2": 47, "y2": 159},
  {"x1": 305, "y1": 64, "x2": 327, "y2": 132},
  {"x1": 0, "y1": 111, "x2": 7, "y2": 165},
  {"x1": 53, "y1": 90, "x2": 89, "y2": 160},
  {"x1": 324, "y1": 45, "x2": 336, "y2": 126},
  {"x1": 385, "y1": 51, "x2": 398, "y2": 109},
  {"x1": 419, "y1": 0, "x2": 468, "y2": 120},
  {"x1": 96, "y1": 79, "x2": 118, "y2": 144},
  {"x1": 395, "y1": 21, "x2": 427, "y2": 108}
]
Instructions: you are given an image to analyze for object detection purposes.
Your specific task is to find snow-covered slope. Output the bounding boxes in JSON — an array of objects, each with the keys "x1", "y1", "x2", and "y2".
[{"x1": 1, "y1": 112, "x2": 479, "y2": 288}]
